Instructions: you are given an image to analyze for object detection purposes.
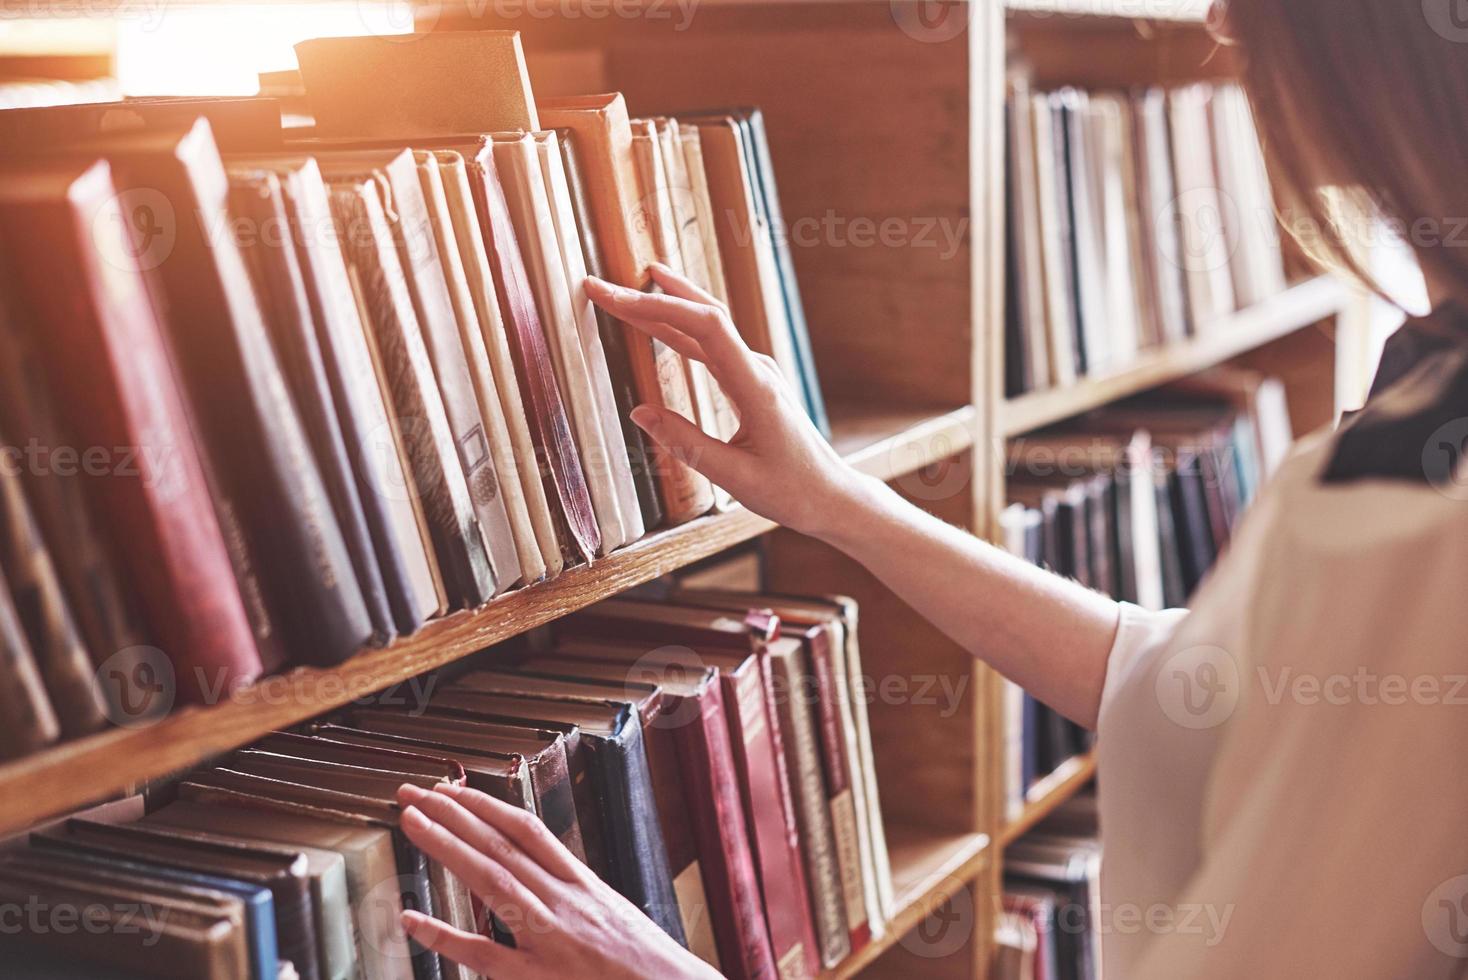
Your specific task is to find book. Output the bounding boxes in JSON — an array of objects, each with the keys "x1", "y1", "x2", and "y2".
[
  {"x1": 433, "y1": 148, "x2": 555, "y2": 582},
  {"x1": 1029, "y1": 92, "x2": 1080, "y2": 387},
  {"x1": 0, "y1": 557, "x2": 60, "y2": 758},
  {"x1": 557, "y1": 128, "x2": 666, "y2": 531},
  {"x1": 0, "y1": 156, "x2": 263, "y2": 702},
  {"x1": 295, "y1": 32, "x2": 538, "y2": 139},
  {"x1": 1168, "y1": 83, "x2": 1237, "y2": 328},
  {"x1": 540, "y1": 94, "x2": 714, "y2": 525}
]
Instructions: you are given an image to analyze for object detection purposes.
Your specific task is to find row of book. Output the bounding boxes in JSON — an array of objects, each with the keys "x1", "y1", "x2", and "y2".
[
  {"x1": 998, "y1": 795, "x2": 1102, "y2": 980},
  {"x1": 0, "y1": 592, "x2": 895, "y2": 980},
  {"x1": 0, "y1": 31, "x2": 828, "y2": 760},
  {"x1": 1005, "y1": 79, "x2": 1288, "y2": 397},
  {"x1": 999, "y1": 368, "x2": 1292, "y2": 813}
]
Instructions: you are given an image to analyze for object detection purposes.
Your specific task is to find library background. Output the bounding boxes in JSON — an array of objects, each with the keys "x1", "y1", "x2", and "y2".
[{"x1": 0, "y1": 0, "x2": 1411, "y2": 978}]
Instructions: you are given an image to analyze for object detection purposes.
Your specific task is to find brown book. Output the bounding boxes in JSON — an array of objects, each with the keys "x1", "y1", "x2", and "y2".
[
  {"x1": 226, "y1": 154, "x2": 441, "y2": 635},
  {"x1": 0, "y1": 434, "x2": 106, "y2": 737},
  {"x1": 0, "y1": 157, "x2": 263, "y2": 701},
  {"x1": 327, "y1": 174, "x2": 484, "y2": 611},
  {"x1": 333, "y1": 706, "x2": 585, "y2": 863},
  {"x1": 318, "y1": 148, "x2": 512, "y2": 601},
  {"x1": 0, "y1": 255, "x2": 152, "y2": 721},
  {"x1": 0, "y1": 558, "x2": 59, "y2": 758},
  {"x1": 558, "y1": 600, "x2": 820, "y2": 980},
  {"x1": 0, "y1": 95, "x2": 283, "y2": 157},
  {"x1": 539, "y1": 94, "x2": 713, "y2": 525},
  {"x1": 295, "y1": 32, "x2": 538, "y2": 139}
]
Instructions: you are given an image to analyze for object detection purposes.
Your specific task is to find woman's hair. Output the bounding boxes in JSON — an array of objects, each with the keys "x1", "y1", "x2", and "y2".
[{"x1": 1223, "y1": 0, "x2": 1468, "y2": 302}]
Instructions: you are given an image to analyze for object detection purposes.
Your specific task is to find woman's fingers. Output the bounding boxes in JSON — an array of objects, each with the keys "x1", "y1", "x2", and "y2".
[
  {"x1": 648, "y1": 261, "x2": 723, "y2": 308},
  {"x1": 401, "y1": 909, "x2": 526, "y2": 979},
  {"x1": 584, "y1": 276, "x2": 764, "y2": 399},
  {"x1": 632, "y1": 406, "x2": 745, "y2": 492},
  {"x1": 400, "y1": 802, "x2": 549, "y2": 923},
  {"x1": 399, "y1": 785, "x2": 559, "y2": 903},
  {"x1": 436, "y1": 783, "x2": 589, "y2": 884},
  {"x1": 611, "y1": 311, "x2": 709, "y2": 364}
]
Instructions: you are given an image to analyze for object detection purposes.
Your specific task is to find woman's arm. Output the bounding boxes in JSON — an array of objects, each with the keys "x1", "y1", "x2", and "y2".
[{"x1": 588, "y1": 264, "x2": 1121, "y2": 728}]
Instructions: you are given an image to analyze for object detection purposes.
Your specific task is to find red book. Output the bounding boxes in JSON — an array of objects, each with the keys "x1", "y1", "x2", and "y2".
[
  {"x1": 561, "y1": 600, "x2": 821, "y2": 980},
  {"x1": 0, "y1": 159, "x2": 262, "y2": 702}
]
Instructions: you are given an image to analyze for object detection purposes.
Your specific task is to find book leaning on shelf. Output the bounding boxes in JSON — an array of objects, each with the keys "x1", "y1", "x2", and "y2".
[
  {"x1": 0, "y1": 592, "x2": 896, "y2": 980},
  {"x1": 1004, "y1": 76, "x2": 1289, "y2": 397},
  {"x1": 998, "y1": 371, "x2": 1292, "y2": 819},
  {"x1": 0, "y1": 29, "x2": 830, "y2": 761}
]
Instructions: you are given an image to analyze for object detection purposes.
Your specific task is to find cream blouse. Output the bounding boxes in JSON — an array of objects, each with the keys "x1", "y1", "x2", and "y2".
[{"x1": 1096, "y1": 426, "x2": 1468, "y2": 977}]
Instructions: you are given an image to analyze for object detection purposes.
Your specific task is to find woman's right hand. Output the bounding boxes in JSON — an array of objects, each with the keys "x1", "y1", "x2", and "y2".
[{"x1": 585, "y1": 263, "x2": 871, "y2": 540}]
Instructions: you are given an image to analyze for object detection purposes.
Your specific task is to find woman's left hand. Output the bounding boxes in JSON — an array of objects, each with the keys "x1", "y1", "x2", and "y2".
[{"x1": 395, "y1": 782, "x2": 718, "y2": 980}]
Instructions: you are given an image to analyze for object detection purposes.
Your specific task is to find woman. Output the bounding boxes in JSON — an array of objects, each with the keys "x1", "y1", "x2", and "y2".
[{"x1": 394, "y1": 1, "x2": 1468, "y2": 975}]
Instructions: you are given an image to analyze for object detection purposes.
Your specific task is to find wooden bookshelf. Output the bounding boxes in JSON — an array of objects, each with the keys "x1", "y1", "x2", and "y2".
[
  {"x1": 1002, "y1": 275, "x2": 1350, "y2": 436},
  {"x1": 999, "y1": 751, "x2": 1098, "y2": 846}
]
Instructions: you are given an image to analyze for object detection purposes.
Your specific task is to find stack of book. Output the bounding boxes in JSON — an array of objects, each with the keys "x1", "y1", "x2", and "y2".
[
  {"x1": 998, "y1": 794, "x2": 1102, "y2": 980},
  {"x1": 1005, "y1": 78, "x2": 1288, "y2": 397},
  {"x1": 0, "y1": 592, "x2": 895, "y2": 980},
  {"x1": 999, "y1": 369, "x2": 1292, "y2": 815},
  {"x1": 0, "y1": 31, "x2": 828, "y2": 761}
]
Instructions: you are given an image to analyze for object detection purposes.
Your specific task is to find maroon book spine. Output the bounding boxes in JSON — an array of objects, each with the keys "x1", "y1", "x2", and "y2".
[
  {"x1": 676, "y1": 676, "x2": 778, "y2": 980},
  {"x1": 467, "y1": 146, "x2": 600, "y2": 563},
  {"x1": 0, "y1": 161, "x2": 262, "y2": 702}
]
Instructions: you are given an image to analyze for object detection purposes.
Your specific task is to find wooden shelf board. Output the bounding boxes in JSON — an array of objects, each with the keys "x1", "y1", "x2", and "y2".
[
  {"x1": 998, "y1": 750, "x2": 1098, "y2": 847},
  {"x1": 1001, "y1": 276, "x2": 1348, "y2": 437},
  {"x1": 831, "y1": 403, "x2": 977, "y2": 479},
  {"x1": 0, "y1": 409, "x2": 959, "y2": 837},
  {"x1": 823, "y1": 826, "x2": 992, "y2": 979}
]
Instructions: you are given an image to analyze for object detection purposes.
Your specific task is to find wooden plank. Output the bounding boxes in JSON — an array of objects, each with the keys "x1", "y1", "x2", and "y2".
[
  {"x1": 1001, "y1": 276, "x2": 1348, "y2": 436},
  {"x1": 998, "y1": 750, "x2": 1098, "y2": 846}
]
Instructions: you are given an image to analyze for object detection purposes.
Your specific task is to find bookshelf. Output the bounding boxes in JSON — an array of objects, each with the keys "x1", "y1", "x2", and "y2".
[{"x1": 0, "y1": 1, "x2": 1372, "y2": 978}]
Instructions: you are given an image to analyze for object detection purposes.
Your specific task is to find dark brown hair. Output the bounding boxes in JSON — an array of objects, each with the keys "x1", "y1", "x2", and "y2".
[{"x1": 1224, "y1": 0, "x2": 1468, "y2": 303}]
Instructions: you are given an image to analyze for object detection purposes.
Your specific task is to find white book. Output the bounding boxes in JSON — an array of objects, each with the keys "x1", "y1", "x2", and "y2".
[
  {"x1": 493, "y1": 133, "x2": 629, "y2": 556},
  {"x1": 1031, "y1": 93, "x2": 1079, "y2": 387},
  {"x1": 534, "y1": 130, "x2": 646, "y2": 545},
  {"x1": 1087, "y1": 96, "x2": 1142, "y2": 368},
  {"x1": 1168, "y1": 84, "x2": 1237, "y2": 329},
  {"x1": 434, "y1": 150, "x2": 558, "y2": 582}
]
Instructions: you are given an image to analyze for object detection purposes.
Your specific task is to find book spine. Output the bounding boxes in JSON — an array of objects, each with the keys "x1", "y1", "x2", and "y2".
[
  {"x1": 560, "y1": 730, "x2": 613, "y2": 883},
  {"x1": 1, "y1": 164, "x2": 263, "y2": 701},
  {"x1": 0, "y1": 449, "x2": 106, "y2": 736},
  {"x1": 0, "y1": 560, "x2": 60, "y2": 758},
  {"x1": 229, "y1": 172, "x2": 396, "y2": 645},
  {"x1": 806, "y1": 629, "x2": 870, "y2": 950},
  {"x1": 675, "y1": 679, "x2": 778, "y2": 980},
  {"x1": 594, "y1": 719, "x2": 688, "y2": 945},
  {"x1": 471, "y1": 150, "x2": 601, "y2": 563},
  {"x1": 329, "y1": 181, "x2": 488, "y2": 611},
  {"x1": 770, "y1": 647, "x2": 851, "y2": 969},
  {"x1": 527, "y1": 744, "x2": 587, "y2": 864},
  {"x1": 383, "y1": 157, "x2": 504, "y2": 601},
  {"x1": 392, "y1": 834, "x2": 446, "y2": 980}
]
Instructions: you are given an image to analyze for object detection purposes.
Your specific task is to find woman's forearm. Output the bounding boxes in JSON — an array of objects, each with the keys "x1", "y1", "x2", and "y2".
[{"x1": 817, "y1": 473, "x2": 1120, "y2": 729}]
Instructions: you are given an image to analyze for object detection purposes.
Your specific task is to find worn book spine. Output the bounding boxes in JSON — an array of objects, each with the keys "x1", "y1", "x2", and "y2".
[
  {"x1": 676, "y1": 677, "x2": 779, "y2": 979},
  {"x1": 722, "y1": 661, "x2": 818, "y2": 980},
  {"x1": 769, "y1": 642, "x2": 851, "y2": 968},
  {"x1": 229, "y1": 170, "x2": 396, "y2": 645},
  {"x1": 468, "y1": 147, "x2": 600, "y2": 563},
  {"x1": 525, "y1": 741, "x2": 586, "y2": 864},
  {"x1": 0, "y1": 441, "x2": 106, "y2": 737},
  {"x1": 556, "y1": 130, "x2": 665, "y2": 532},
  {"x1": 329, "y1": 179, "x2": 489, "y2": 611},
  {"x1": 0, "y1": 160, "x2": 263, "y2": 701},
  {"x1": 806, "y1": 629, "x2": 870, "y2": 951},
  {"x1": 379, "y1": 154, "x2": 505, "y2": 602},
  {"x1": 435, "y1": 150, "x2": 555, "y2": 584},
  {"x1": 417, "y1": 151, "x2": 528, "y2": 591},
  {"x1": 0, "y1": 559, "x2": 60, "y2": 758},
  {"x1": 275, "y1": 159, "x2": 440, "y2": 636}
]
